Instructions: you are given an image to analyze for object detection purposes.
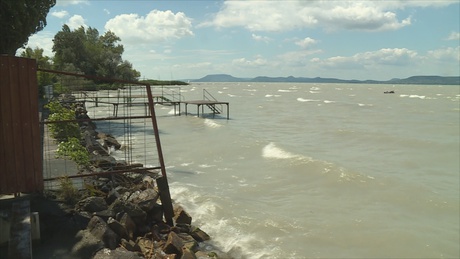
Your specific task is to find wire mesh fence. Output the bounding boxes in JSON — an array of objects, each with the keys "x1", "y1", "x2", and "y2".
[{"x1": 40, "y1": 70, "x2": 166, "y2": 190}]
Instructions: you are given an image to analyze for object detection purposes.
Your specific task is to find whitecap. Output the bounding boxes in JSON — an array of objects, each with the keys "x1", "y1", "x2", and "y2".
[
  {"x1": 168, "y1": 109, "x2": 179, "y2": 115},
  {"x1": 199, "y1": 164, "x2": 215, "y2": 168},
  {"x1": 262, "y1": 142, "x2": 297, "y2": 159},
  {"x1": 409, "y1": 95, "x2": 426, "y2": 99},
  {"x1": 323, "y1": 100, "x2": 335, "y2": 103},
  {"x1": 297, "y1": 98, "x2": 320, "y2": 102},
  {"x1": 204, "y1": 119, "x2": 222, "y2": 128}
]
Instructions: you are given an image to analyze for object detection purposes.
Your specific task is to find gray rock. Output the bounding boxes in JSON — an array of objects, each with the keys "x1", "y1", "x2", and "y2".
[
  {"x1": 110, "y1": 199, "x2": 146, "y2": 226},
  {"x1": 121, "y1": 238, "x2": 141, "y2": 252},
  {"x1": 119, "y1": 212, "x2": 137, "y2": 240},
  {"x1": 190, "y1": 227, "x2": 210, "y2": 242},
  {"x1": 93, "y1": 247, "x2": 143, "y2": 259},
  {"x1": 181, "y1": 247, "x2": 197, "y2": 259},
  {"x1": 164, "y1": 231, "x2": 184, "y2": 256},
  {"x1": 77, "y1": 196, "x2": 108, "y2": 213},
  {"x1": 178, "y1": 233, "x2": 198, "y2": 252},
  {"x1": 174, "y1": 205, "x2": 192, "y2": 225},
  {"x1": 87, "y1": 216, "x2": 119, "y2": 250},
  {"x1": 107, "y1": 217, "x2": 129, "y2": 240}
]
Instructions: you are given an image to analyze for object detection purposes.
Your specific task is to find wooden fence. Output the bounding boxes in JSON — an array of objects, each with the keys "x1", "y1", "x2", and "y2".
[{"x1": 0, "y1": 56, "x2": 43, "y2": 194}]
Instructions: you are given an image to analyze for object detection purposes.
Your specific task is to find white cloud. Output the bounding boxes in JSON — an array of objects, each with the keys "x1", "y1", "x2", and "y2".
[
  {"x1": 313, "y1": 48, "x2": 419, "y2": 69},
  {"x1": 19, "y1": 32, "x2": 55, "y2": 57},
  {"x1": 103, "y1": 9, "x2": 110, "y2": 15},
  {"x1": 232, "y1": 57, "x2": 269, "y2": 68},
  {"x1": 51, "y1": 10, "x2": 69, "y2": 19},
  {"x1": 446, "y1": 31, "x2": 460, "y2": 41},
  {"x1": 295, "y1": 37, "x2": 317, "y2": 49},
  {"x1": 202, "y1": 0, "x2": 457, "y2": 32},
  {"x1": 105, "y1": 10, "x2": 194, "y2": 44},
  {"x1": 67, "y1": 15, "x2": 87, "y2": 30},
  {"x1": 426, "y1": 47, "x2": 460, "y2": 62},
  {"x1": 56, "y1": 0, "x2": 89, "y2": 7},
  {"x1": 252, "y1": 33, "x2": 271, "y2": 43}
]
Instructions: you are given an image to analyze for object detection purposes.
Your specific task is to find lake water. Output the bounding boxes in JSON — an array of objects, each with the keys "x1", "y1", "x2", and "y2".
[{"x1": 89, "y1": 82, "x2": 459, "y2": 258}]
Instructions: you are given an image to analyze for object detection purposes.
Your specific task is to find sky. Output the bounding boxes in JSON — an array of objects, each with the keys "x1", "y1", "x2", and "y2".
[{"x1": 23, "y1": 0, "x2": 460, "y2": 81}]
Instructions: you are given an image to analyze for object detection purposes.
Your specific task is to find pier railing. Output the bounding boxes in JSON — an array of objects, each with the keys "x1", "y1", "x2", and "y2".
[{"x1": 203, "y1": 89, "x2": 223, "y2": 114}]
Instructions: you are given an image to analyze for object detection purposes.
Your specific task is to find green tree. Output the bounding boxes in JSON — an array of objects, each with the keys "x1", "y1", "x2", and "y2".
[
  {"x1": 20, "y1": 47, "x2": 55, "y2": 98},
  {"x1": 53, "y1": 25, "x2": 140, "y2": 82},
  {"x1": 0, "y1": 0, "x2": 56, "y2": 55}
]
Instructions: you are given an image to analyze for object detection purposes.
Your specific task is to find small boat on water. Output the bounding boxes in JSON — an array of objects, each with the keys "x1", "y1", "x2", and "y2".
[{"x1": 384, "y1": 90, "x2": 395, "y2": 94}]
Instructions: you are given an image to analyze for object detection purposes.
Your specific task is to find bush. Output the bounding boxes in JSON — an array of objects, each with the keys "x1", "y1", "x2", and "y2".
[
  {"x1": 58, "y1": 176, "x2": 80, "y2": 204},
  {"x1": 46, "y1": 101, "x2": 81, "y2": 141},
  {"x1": 57, "y1": 137, "x2": 90, "y2": 168}
]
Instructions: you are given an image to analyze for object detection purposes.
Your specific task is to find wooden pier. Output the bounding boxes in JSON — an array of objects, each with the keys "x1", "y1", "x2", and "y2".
[
  {"x1": 182, "y1": 100, "x2": 230, "y2": 119},
  {"x1": 75, "y1": 89, "x2": 229, "y2": 119}
]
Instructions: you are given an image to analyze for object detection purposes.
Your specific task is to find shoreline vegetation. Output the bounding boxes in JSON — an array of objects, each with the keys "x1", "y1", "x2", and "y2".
[{"x1": 2, "y1": 94, "x2": 229, "y2": 259}]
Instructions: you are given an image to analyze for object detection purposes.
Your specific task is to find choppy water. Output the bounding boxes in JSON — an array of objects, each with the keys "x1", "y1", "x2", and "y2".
[{"x1": 91, "y1": 83, "x2": 460, "y2": 258}]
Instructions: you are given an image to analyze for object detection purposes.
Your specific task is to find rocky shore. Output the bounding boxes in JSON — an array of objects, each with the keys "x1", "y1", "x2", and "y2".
[{"x1": 3, "y1": 94, "x2": 231, "y2": 259}]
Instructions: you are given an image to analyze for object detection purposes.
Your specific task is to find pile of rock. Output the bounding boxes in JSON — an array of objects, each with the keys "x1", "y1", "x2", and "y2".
[
  {"x1": 51, "y1": 94, "x2": 229, "y2": 258},
  {"x1": 72, "y1": 172, "x2": 226, "y2": 259}
]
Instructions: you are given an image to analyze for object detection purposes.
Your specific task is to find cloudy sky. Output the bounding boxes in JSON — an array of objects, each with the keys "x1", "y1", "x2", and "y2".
[{"x1": 24, "y1": 0, "x2": 459, "y2": 81}]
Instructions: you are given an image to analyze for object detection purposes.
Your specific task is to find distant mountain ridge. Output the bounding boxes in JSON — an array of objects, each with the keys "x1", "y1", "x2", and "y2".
[{"x1": 190, "y1": 74, "x2": 459, "y2": 85}]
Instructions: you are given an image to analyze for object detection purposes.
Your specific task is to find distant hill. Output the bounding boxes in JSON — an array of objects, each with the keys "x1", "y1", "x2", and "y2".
[
  {"x1": 194, "y1": 74, "x2": 248, "y2": 82},
  {"x1": 190, "y1": 74, "x2": 459, "y2": 85}
]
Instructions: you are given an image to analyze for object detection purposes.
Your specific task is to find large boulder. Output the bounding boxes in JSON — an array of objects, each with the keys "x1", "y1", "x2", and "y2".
[
  {"x1": 76, "y1": 196, "x2": 108, "y2": 213},
  {"x1": 173, "y1": 205, "x2": 192, "y2": 225},
  {"x1": 87, "y1": 216, "x2": 119, "y2": 250},
  {"x1": 164, "y1": 231, "x2": 184, "y2": 256}
]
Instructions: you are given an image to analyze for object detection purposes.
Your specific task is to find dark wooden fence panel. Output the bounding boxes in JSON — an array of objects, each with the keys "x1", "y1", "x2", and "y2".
[{"x1": 0, "y1": 56, "x2": 43, "y2": 194}]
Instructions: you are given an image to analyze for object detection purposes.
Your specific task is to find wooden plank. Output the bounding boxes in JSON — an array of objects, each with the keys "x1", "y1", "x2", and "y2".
[
  {"x1": 9, "y1": 57, "x2": 27, "y2": 193},
  {"x1": 8, "y1": 199, "x2": 32, "y2": 259},
  {"x1": 16, "y1": 58, "x2": 34, "y2": 192},
  {"x1": 27, "y1": 59, "x2": 43, "y2": 191},
  {"x1": 17, "y1": 58, "x2": 36, "y2": 192},
  {"x1": 0, "y1": 56, "x2": 17, "y2": 194},
  {"x1": 0, "y1": 56, "x2": 9, "y2": 193}
]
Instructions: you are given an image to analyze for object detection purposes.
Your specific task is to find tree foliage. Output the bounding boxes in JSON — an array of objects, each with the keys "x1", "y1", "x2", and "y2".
[
  {"x1": 53, "y1": 25, "x2": 140, "y2": 82},
  {"x1": 0, "y1": 0, "x2": 56, "y2": 55},
  {"x1": 20, "y1": 47, "x2": 55, "y2": 97}
]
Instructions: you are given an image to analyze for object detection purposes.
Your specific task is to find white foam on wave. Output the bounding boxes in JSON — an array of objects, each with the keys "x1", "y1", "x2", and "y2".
[
  {"x1": 278, "y1": 89, "x2": 295, "y2": 92},
  {"x1": 309, "y1": 91, "x2": 320, "y2": 94},
  {"x1": 204, "y1": 119, "x2": 222, "y2": 128},
  {"x1": 400, "y1": 94, "x2": 426, "y2": 99},
  {"x1": 358, "y1": 103, "x2": 373, "y2": 107},
  {"x1": 168, "y1": 109, "x2": 179, "y2": 115},
  {"x1": 409, "y1": 95, "x2": 426, "y2": 99},
  {"x1": 199, "y1": 164, "x2": 215, "y2": 168},
  {"x1": 297, "y1": 98, "x2": 320, "y2": 102},
  {"x1": 310, "y1": 87, "x2": 320, "y2": 91},
  {"x1": 323, "y1": 100, "x2": 335, "y2": 103},
  {"x1": 168, "y1": 183, "x2": 275, "y2": 258},
  {"x1": 262, "y1": 143, "x2": 313, "y2": 163},
  {"x1": 262, "y1": 143, "x2": 297, "y2": 159}
]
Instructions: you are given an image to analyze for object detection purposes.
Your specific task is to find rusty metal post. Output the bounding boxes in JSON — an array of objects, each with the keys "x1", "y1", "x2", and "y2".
[{"x1": 145, "y1": 84, "x2": 175, "y2": 226}]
